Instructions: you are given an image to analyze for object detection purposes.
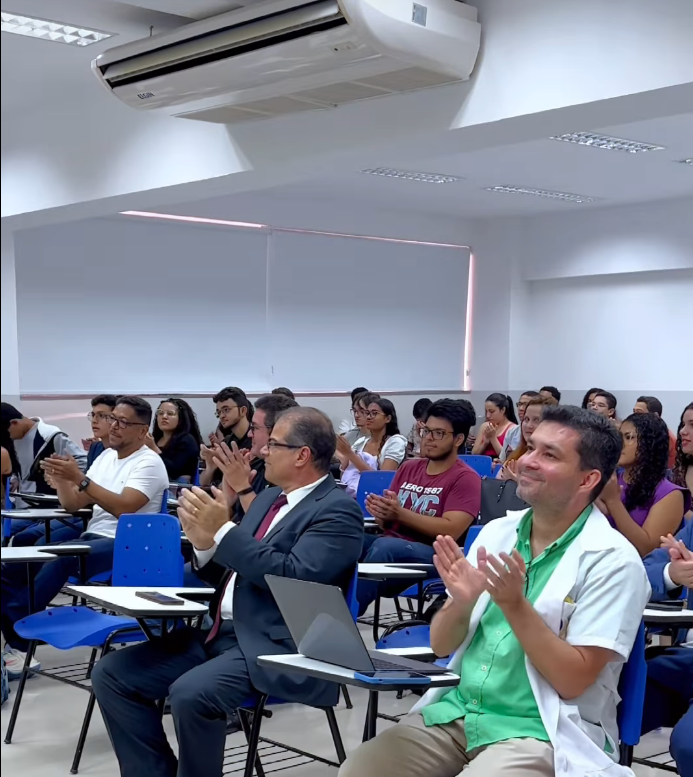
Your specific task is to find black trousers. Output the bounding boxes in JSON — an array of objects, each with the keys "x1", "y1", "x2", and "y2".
[{"x1": 91, "y1": 622, "x2": 253, "y2": 777}]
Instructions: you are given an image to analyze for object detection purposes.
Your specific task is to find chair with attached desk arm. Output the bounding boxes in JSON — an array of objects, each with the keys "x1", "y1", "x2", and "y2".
[{"x1": 4, "y1": 512, "x2": 184, "y2": 774}]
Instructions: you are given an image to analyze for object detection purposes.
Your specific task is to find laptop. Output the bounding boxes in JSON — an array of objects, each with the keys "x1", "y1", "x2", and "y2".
[{"x1": 265, "y1": 575, "x2": 449, "y2": 675}]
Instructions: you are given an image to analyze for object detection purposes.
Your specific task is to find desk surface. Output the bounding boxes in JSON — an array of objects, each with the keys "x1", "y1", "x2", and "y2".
[
  {"x1": 257, "y1": 653, "x2": 458, "y2": 691},
  {"x1": 643, "y1": 607, "x2": 692, "y2": 625},
  {"x1": 64, "y1": 585, "x2": 210, "y2": 617},
  {"x1": 2, "y1": 547, "x2": 58, "y2": 562},
  {"x1": 2, "y1": 508, "x2": 89, "y2": 520},
  {"x1": 357, "y1": 563, "x2": 427, "y2": 579}
]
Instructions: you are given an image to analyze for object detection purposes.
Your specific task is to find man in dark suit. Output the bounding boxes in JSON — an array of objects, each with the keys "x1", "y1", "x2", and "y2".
[
  {"x1": 642, "y1": 519, "x2": 692, "y2": 777},
  {"x1": 91, "y1": 407, "x2": 364, "y2": 777}
]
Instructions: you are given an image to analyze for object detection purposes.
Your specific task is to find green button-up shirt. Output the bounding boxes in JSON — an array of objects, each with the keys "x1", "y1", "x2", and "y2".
[{"x1": 422, "y1": 507, "x2": 591, "y2": 750}]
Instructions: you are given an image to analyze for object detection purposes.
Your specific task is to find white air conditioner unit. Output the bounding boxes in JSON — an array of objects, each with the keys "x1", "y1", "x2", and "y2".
[{"x1": 92, "y1": 0, "x2": 480, "y2": 124}]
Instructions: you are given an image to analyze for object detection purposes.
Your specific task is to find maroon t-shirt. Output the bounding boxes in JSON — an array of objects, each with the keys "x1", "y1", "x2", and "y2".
[{"x1": 385, "y1": 458, "x2": 481, "y2": 546}]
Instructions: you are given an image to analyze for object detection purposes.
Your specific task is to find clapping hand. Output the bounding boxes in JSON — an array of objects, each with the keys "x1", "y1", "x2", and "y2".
[
  {"x1": 365, "y1": 490, "x2": 400, "y2": 522},
  {"x1": 432, "y1": 535, "x2": 486, "y2": 608},
  {"x1": 478, "y1": 547, "x2": 527, "y2": 609},
  {"x1": 179, "y1": 486, "x2": 230, "y2": 551},
  {"x1": 499, "y1": 459, "x2": 519, "y2": 482},
  {"x1": 200, "y1": 443, "x2": 220, "y2": 467},
  {"x1": 661, "y1": 533, "x2": 693, "y2": 588},
  {"x1": 212, "y1": 441, "x2": 256, "y2": 494},
  {"x1": 41, "y1": 454, "x2": 83, "y2": 486}
]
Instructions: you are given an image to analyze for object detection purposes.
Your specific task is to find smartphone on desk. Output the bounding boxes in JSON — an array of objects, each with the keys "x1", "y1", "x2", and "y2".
[
  {"x1": 353, "y1": 670, "x2": 431, "y2": 685},
  {"x1": 647, "y1": 600, "x2": 685, "y2": 611},
  {"x1": 135, "y1": 591, "x2": 185, "y2": 606}
]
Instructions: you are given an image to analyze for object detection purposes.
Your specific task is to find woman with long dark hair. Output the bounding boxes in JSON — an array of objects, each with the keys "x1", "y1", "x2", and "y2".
[
  {"x1": 337, "y1": 393, "x2": 407, "y2": 473},
  {"x1": 149, "y1": 398, "x2": 203, "y2": 482},
  {"x1": 672, "y1": 401, "x2": 693, "y2": 497},
  {"x1": 472, "y1": 393, "x2": 518, "y2": 458},
  {"x1": 596, "y1": 412, "x2": 689, "y2": 556}
]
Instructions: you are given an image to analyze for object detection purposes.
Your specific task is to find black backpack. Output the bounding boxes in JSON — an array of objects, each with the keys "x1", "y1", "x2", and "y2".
[{"x1": 479, "y1": 477, "x2": 528, "y2": 525}]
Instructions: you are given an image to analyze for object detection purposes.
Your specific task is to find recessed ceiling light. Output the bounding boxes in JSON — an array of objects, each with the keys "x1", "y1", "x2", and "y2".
[
  {"x1": 677, "y1": 158, "x2": 693, "y2": 166},
  {"x1": 550, "y1": 132, "x2": 665, "y2": 154},
  {"x1": 361, "y1": 167, "x2": 463, "y2": 184},
  {"x1": 1, "y1": 11, "x2": 114, "y2": 46},
  {"x1": 486, "y1": 185, "x2": 596, "y2": 204}
]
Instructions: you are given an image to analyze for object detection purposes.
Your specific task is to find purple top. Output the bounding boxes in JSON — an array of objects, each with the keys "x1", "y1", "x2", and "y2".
[{"x1": 612, "y1": 472, "x2": 691, "y2": 528}]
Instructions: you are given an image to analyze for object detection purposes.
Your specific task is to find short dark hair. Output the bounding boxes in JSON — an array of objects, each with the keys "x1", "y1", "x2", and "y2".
[
  {"x1": 542, "y1": 405, "x2": 622, "y2": 499},
  {"x1": 115, "y1": 396, "x2": 153, "y2": 426},
  {"x1": 353, "y1": 390, "x2": 378, "y2": 410},
  {"x1": 1, "y1": 402, "x2": 24, "y2": 428},
  {"x1": 351, "y1": 386, "x2": 369, "y2": 402},
  {"x1": 425, "y1": 399, "x2": 476, "y2": 443},
  {"x1": 520, "y1": 390, "x2": 540, "y2": 399},
  {"x1": 272, "y1": 387, "x2": 296, "y2": 400},
  {"x1": 581, "y1": 387, "x2": 604, "y2": 409},
  {"x1": 212, "y1": 386, "x2": 253, "y2": 420},
  {"x1": 278, "y1": 407, "x2": 336, "y2": 474},
  {"x1": 594, "y1": 391, "x2": 617, "y2": 411},
  {"x1": 412, "y1": 397, "x2": 433, "y2": 420},
  {"x1": 91, "y1": 394, "x2": 118, "y2": 409},
  {"x1": 540, "y1": 386, "x2": 561, "y2": 403},
  {"x1": 636, "y1": 395, "x2": 663, "y2": 416},
  {"x1": 255, "y1": 393, "x2": 299, "y2": 428}
]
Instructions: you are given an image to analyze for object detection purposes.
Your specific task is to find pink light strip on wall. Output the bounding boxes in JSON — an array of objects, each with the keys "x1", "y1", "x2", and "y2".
[{"x1": 119, "y1": 209, "x2": 475, "y2": 392}]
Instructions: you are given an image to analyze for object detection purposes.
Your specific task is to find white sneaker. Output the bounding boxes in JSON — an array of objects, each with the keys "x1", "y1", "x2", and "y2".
[{"x1": 3, "y1": 647, "x2": 40, "y2": 680}]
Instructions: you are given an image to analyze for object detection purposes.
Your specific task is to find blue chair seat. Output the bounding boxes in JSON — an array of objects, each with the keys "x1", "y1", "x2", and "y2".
[{"x1": 15, "y1": 607, "x2": 142, "y2": 650}]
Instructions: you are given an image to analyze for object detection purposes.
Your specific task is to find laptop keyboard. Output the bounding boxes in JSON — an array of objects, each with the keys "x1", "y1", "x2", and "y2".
[{"x1": 371, "y1": 656, "x2": 425, "y2": 671}]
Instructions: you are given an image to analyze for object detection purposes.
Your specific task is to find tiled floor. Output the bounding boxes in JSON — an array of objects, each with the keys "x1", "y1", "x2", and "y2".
[{"x1": 1, "y1": 621, "x2": 680, "y2": 777}]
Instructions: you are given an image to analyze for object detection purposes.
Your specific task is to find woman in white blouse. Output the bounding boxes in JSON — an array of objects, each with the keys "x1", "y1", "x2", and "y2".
[{"x1": 336, "y1": 394, "x2": 407, "y2": 473}]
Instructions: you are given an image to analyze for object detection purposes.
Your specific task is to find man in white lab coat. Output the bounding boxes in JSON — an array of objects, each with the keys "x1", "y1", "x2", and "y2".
[{"x1": 339, "y1": 405, "x2": 650, "y2": 777}]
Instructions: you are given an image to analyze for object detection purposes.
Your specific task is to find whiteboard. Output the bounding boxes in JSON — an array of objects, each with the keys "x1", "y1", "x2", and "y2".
[
  {"x1": 15, "y1": 218, "x2": 271, "y2": 394},
  {"x1": 267, "y1": 230, "x2": 470, "y2": 391}
]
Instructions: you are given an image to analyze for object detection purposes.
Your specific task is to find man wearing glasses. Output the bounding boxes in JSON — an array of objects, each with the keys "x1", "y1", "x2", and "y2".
[
  {"x1": 1, "y1": 397, "x2": 168, "y2": 676},
  {"x1": 358, "y1": 399, "x2": 482, "y2": 614},
  {"x1": 199, "y1": 386, "x2": 253, "y2": 487}
]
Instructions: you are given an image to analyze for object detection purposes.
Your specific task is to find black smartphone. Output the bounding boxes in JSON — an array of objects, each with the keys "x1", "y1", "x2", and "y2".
[
  {"x1": 135, "y1": 591, "x2": 185, "y2": 606},
  {"x1": 647, "y1": 600, "x2": 685, "y2": 611}
]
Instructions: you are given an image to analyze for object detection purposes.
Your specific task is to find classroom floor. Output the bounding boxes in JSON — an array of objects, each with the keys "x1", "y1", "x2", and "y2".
[{"x1": 1, "y1": 613, "x2": 680, "y2": 777}]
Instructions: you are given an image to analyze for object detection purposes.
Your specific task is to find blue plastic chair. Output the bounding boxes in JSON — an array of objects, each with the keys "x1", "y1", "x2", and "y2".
[
  {"x1": 6, "y1": 512, "x2": 184, "y2": 773},
  {"x1": 464, "y1": 524, "x2": 482, "y2": 555},
  {"x1": 459, "y1": 455, "x2": 493, "y2": 478},
  {"x1": 616, "y1": 622, "x2": 647, "y2": 765},
  {"x1": 2, "y1": 486, "x2": 13, "y2": 542},
  {"x1": 356, "y1": 470, "x2": 396, "y2": 516}
]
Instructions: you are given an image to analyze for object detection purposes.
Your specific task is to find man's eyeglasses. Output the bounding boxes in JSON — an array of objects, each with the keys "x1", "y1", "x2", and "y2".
[
  {"x1": 250, "y1": 423, "x2": 272, "y2": 433},
  {"x1": 215, "y1": 405, "x2": 239, "y2": 419},
  {"x1": 516, "y1": 401, "x2": 529, "y2": 409},
  {"x1": 266, "y1": 440, "x2": 303, "y2": 452},
  {"x1": 87, "y1": 412, "x2": 111, "y2": 422},
  {"x1": 418, "y1": 427, "x2": 453, "y2": 441},
  {"x1": 351, "y1": 407, "x2": 366, "y2": 417},
  {"x1": 107, "y1": 415, "x2": 148, "y2": 430}
]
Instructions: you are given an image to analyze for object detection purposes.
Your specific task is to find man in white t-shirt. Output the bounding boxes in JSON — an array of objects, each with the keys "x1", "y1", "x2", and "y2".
[{"x1": 1, "y1": 397, "x2": 168, "y2": 676}]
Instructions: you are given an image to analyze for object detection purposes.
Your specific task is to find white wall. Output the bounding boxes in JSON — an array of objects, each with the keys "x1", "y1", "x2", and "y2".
[{"x1": 1, "y1": 229, "x2": 20, "y2": 401}]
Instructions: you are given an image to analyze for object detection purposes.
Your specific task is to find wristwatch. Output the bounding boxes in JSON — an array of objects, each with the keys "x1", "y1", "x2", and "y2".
[
  {"x1": 237, "y1": 486, "x2": 254, "y2": 497},
  {"x1": 78, "y1": 477, "x2": 91, "y2": 493}
]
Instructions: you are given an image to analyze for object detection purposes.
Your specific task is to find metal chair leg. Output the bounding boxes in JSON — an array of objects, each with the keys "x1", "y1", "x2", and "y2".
[
  {"x1": 324, "y1": 707, "x2": 347, "y2": 764},
  {"x1": 341, "y1": 684, "x2": 353, "y2": 709},
  {"x1": 4, "y1": 640, "x2": 37, "y2": 744},
  {"x1": 241, "y1": 696, "x2": 268, "y2": 777},
  {"x1": 84, "y1": 647, "x2": 98, "y2": 680},
  {"x1": 70, "y1": 691, "x2": 97, "y2": 774}
]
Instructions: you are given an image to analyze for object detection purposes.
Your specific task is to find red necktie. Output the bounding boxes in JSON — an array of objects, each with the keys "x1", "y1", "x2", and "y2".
[{"x1": 206, "y1": 494, "x2": 288, "y2": 643}]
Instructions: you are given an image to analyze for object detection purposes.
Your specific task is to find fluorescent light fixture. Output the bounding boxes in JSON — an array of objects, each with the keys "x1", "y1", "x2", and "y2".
[
  {"x1": 1, "y1": 11, "x2": 114, "y2": 46},
  {"x1": 550, "y1": 132, "x2": 665, "y2": 154},
  {"x1": 361, "y1": 167, "x2": 463, "y2": 184},
  {"x1": 677, "y1": 158, "x2": 693, "y2": 166},
  {"x1": 120, "y1": 211, "x2": 267, "y2": 229},
  {"x1": 486, "y1": 185, "x2": 596, "y2": 204}
]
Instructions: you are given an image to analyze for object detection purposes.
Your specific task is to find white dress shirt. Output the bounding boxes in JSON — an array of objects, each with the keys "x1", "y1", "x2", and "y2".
[
  {"x1": 663, "y1": 562, "x2": 692, "y2": 647},
  {"x1": 194, "y1": 475, "x2": 328, "y2": 621}
]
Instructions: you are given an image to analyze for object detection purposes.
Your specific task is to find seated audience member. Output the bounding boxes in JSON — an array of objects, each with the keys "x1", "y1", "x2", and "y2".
[
  {"x1": 1, "y1": 397, "x2": 168, "y2": 675},
  {"x1": 0, "y1": 402, "x2": 87, "y2": 499},
  {"x1": 590, "y1": 390, "x2": 620, "y2": 428},
  {"x1": 149, "y1": 398, "x2": 203, "y2": 482},
  {"x1": 673, "y1": 402, "x2": 693, "y2": 499},
  {"x1": 501, "y1": 390, "x2": 539, "y2": 460},
  {"x1": 539, "y1": 385, "x2": 561, "y2": 403},
  {"x1": 597, "y1": 413, "x2": 689, "y2": 556},
  {"x1": 271, "y1": 387, "x2": 295, "y2": 400},
  {"x1": 199, "y1": 387, "x2": 253, "y2": 487},
  {"x1": 358, "y1": 399, "x2": 481, "y2": 614},
  {"x1": 581, "y1": 387, "x2": 604, "y2": 410},
  {"x1": 406, "y1": 397, "x2": 433, "y2": 457},
  {"x1": 338, "y1": 386, "x2": 369, "y2": 438},
  {"x1": 498, "y1": 395, "x2": 554, "y2": 481},
  {"x1": 471, "y1": 393, "x2": 518, "y2": 458},
  {"x1": 340, "y1": 406, "x2": 650, "y2": 777},
  {"x1": 1, "y1": 446, "x2": 10, "y2": 506},
  {"x1": 91, "y1": 407, "x2": 364, "y2": 777},
  {"x1": 641, "y1": 522, "x2": 692, "y2": 777},
  {"x1": 337, "y1": 395, "x2": 407, "y2": 474},
  {"x1": 339, "y1": 389, "x2": 372, "y2": 447},
  {"x1": 633, "y1": 394, "x2": 677, "y2": 468},
  {"x1": 86, "y1": 395, "x2": 118, "y2": 468},
  {"x1": 212, "y1": 392, "x2": 298, "y2": 522}
]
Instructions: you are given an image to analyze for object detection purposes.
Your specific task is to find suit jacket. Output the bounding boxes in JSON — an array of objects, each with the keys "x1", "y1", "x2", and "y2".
[
  {"x1": 644, "y1": 517, "x2": 691, "y2": 606},
  {"x1": 196, "y1": 474, "x2": 364, "y2": 707}
]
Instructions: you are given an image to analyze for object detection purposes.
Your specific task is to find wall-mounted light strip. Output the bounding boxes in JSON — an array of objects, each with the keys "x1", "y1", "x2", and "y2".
[
  {"x1": 463, "y1": 252, "x2": 475, "y2": 392},
  {"x1": 120, "y1": 210, "x2": 267, "y2": 229}
]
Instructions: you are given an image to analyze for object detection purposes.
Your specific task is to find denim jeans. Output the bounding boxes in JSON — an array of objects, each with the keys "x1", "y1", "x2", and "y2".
[{"x1": 11, "y1": 517, "x2": 83, "y2": 547}]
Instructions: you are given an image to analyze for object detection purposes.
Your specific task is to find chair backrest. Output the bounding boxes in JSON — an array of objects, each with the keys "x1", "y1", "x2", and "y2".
[
  {"x1": 617, "y1": 622, "x2": 647, "y2": 748},
  {"x1": 376, "y1": 623, "x2": 431, "y2": 651},
  {"x1": 112, "y1": 513, "x2": 184, "y2": 587},
  {"x1": 356, "y1": 470, "x2": 397, "y2": 516},
  {"x1": 345, "y1": 565, "x2": 359, "y2": 621},
  {"x1": 464, "y1": 524, "x2": 482, "y2": 555},
  {"x1": 161, "y1": 488, "x2": 169, "y2": 512},
  {"x1": 459, "y1": 455, "x2": 493, "y2": 478}
]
